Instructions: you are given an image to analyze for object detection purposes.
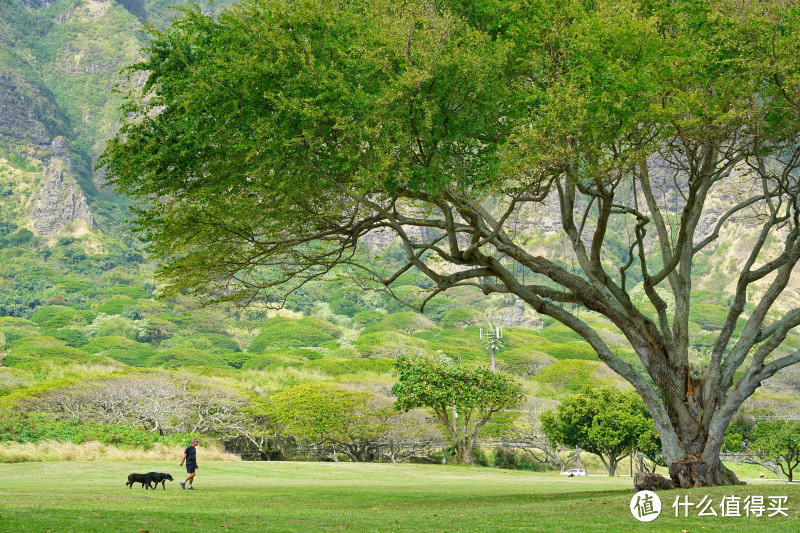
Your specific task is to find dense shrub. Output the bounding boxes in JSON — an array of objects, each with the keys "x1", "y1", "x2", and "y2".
[
  {"x1": 489, "y1": 447, "x2": 558, "y2": 472},
  {"x1": 95, "y1": 296, "x2": 138, "y2": 316},
  {"x1": 536, "y1": 323, "x2": 586, "y2": 344},
  {"x1": 420, "y1": 295, "x2": 458, "y2": 323},
  {"x1": 29, "y1": 305, "x2": 82, "y2": 329},
  {"x1": 419, "y1": 328, "x2": 485, "y2": 362},
  {"x1": 82, "y1": 336, "x2": 135, "y2": 353},
  {"x1": 499, "y1": 327, "x2": 597, "y2": 360},
  {"x1": 8, "y1": 336, "x2": 68, "y2": 349},
  {"x1": 103, "y1": 347, "x2": 156, "y2": 367},
  {"x1": 248, "y1": 322, "x2": 335, "y2": 352},
  {"x1": 42, "y1": 328, "x2": 88, "y2": 348},
  {"x1": 3, "y1": 229, "x2": 34, "y2": 247},
  {"x1": 57, "y1": 280, "x2": 92, "y2": 293},
  {"x1": 440, "y1": 307, "x2": 484, "y2": 329},
  {"x1": 297, "y1": 317, "x2": 341, "y2": 338},
  {"x1": 501, "y1": 327, "x2": 545, "y2": 349},
  {"x1": 496, "y1": 349, "x2": 556, "y2": 376},
  {"x1": 169, "y1": 333, "x2": 241, "y2": 354},
  {"x1": 217, "y1": 352, "x2": 255, "y2": 369},
  {"x1": 0, "y1": 317, "x2": 38, "y2": 328},
  {"x1": 141, "y1": 317, "x2": 177, "y2": 344},
  {"x1": 328, "y1": 289, "x2": 363, "y2": 317},
  {"x1": 376, "y1": 312, "x2": 438, "y2": 335},
  {"x1": 0, "y1": 413, "x2": 170, "y2": 449},
  {"x1": 0, "y1": 326, "x2": 41, "y2": 346},
  {"x1": 4, "y1": 345, "x2": 93, "y2": 366},
  {"x1": 83, "y1": 336, "x2": 155, "y2": 366},
  {"x1": 302, "y1": 357, "x2": 396, "y2": 375},
  {"x1": 351, "y1": 310, "x2": 385, "y2": 328},
  {"x1": 542, "y1": 341, "x2": 598, "y2": 360},
  {"x1": 241, "y1": 352, "x2": 306, "y2": 370},
  {"x1": 354, "y1": 330, "x2": 432, "y2": 358},
  {"x1": 147, "y1": 348, "x2": 228, "y2": 369},
  {"x1": 533, "y1": 360, "x2": 629, "y2": 397}
]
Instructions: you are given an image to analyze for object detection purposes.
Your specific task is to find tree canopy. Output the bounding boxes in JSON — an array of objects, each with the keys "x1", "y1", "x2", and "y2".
[
  {"x1": 541, "y1": 387, "x2": 659, "y2": 476},
  {"x1": 269, "y1": 381, "x2": 392, "y2": 462},
  {"x1": 744, "y1": 419, "x2": 800, "y2": 482},
  {"x1": 102, "y1": 0, "x2": 800, "y2": 487},
  {"x1": 392, "y1": 355, "x2": 524, "y2": 464}
]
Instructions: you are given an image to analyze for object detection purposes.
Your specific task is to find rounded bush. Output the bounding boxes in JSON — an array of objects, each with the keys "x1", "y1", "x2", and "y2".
[
  {"x1": 43, "y1": 328, "x2": 88, "y2": 348},
  {"x1": 440, "y1": 307, "x2": 484, "y2": 329},
  {"x1": 248, "y1": 322, "x2": 335, "y2": 352},
  {"x1": 29, "y1": 305, "x2": 82, "y2": 329},
  {"x1": 302, "y1": 357, "x2": 396, "y2": 375},
  {"x1": 376, "y1": 312, "x2": 437, "y2": 335},
  {"x1": 95, "y1": 296, "x2": 138, "y2": 316},
  {"x1": 147, "y1": 348, "x2": 228, "y2": 369},
  {"x1": 352, "y1": 310, "x2": 385, "y2": 328},
  {"x1": 169, "y1": 333, "x2": 241, "y2": 354},
  {"x1": 4, "y1": 345, "x2": 92, "y2": 366},
  {"x1": 241, "y1": 352, "x2": 306, "y2": 370}
]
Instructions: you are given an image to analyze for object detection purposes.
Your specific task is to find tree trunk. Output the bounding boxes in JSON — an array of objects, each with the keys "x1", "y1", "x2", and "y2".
[
  {"x1": 653, "y1": 394, "x2": 744, "y2": 488},
  {"x1": 460, "y1": 439, "x2": 475, "y2": 465},
  {"x1": 606, "y1": 457, "x2": 617, "y2": 477},
  {"x1": 668, "y1": 455, "x2": 740, "y2": 488}
]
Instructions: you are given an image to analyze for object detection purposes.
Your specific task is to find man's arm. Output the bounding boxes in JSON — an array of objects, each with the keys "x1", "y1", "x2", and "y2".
[{"x1": 179, "y1": 451, "x2": 187, "y2": 467}]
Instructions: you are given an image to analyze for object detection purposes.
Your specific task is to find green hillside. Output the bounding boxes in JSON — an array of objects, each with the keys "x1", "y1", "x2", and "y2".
[{"x1": 2, "y1": 0, "x2": 800, "y2": 474}]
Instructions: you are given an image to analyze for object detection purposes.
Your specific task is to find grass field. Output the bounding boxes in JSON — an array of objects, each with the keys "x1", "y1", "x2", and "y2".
[{"x1": 0, "y1": 461, "x2": 798, "y2": 532}]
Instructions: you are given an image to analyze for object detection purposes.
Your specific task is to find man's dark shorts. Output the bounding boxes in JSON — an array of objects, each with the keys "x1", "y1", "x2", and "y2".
[{"x1": 186, "y1": 465, "x2": 196, "y2": 474}]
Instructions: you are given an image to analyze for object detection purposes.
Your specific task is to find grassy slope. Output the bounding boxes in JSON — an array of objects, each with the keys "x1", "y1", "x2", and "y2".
[{"x1": 1, "y1": 461, "x2": 798, "y2": 532}]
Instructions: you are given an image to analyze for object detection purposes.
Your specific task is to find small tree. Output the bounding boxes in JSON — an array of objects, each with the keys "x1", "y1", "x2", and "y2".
[
  {"x1": 541, "y1": 388, "x2": 658, "y2": 476},
  {"x1": 392, "y1": 356, "x2": 524, "y2": 464},
  {"x1": 748, "y1": 420, "x2": 800, "y2": 482}
]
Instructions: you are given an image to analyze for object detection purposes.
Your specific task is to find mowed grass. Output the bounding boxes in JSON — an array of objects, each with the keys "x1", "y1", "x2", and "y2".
[{"x1": 0, "y1": 461, "x2": 799, "y2": 532}]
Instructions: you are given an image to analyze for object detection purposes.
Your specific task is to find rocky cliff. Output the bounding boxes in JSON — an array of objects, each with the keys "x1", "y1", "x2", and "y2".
[
  {"x1": 0, "y1": 0, "x2": 234, "y2": 240},
  {"x1": 0, "y1": 0, "x2": 151, "y2": 238},
  {"x1": 31, "y1": 137, "x2": 94, "y2": 235}
]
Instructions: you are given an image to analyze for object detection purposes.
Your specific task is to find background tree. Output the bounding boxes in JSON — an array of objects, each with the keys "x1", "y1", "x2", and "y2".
[
  {"x1": 541, "y1": 388, "x2": 659, "y2": 477},
  {"x1": 744, "y1": 420, "x2": 800, "y2": 482},
  {"x1": 376, "y1": 408, "x2": 444, "y2": 463},
  {"x1": 269, "y1": 382, "x2": 392, "y2": 462},
  {"x1": 26, "y1": 373, "x2": 261, "y2": 439},
  {"x1": 499, "y1": 398, "x2": 571, "y2": 471},
  {"x1": 101, "y1": 0, "x2": 800, "y2": 486},
  {"x1": 392, "y1": 356, "x2": 524, "y2": 464}
]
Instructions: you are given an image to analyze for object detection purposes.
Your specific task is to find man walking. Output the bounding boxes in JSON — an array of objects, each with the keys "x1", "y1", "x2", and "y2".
[{"x1": 179, "y1": 438, "x2": 199, "y2": 490}]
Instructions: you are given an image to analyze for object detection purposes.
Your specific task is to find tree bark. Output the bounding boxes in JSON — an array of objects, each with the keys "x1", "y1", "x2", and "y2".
[
  {"x1": 658, "y1": 415, "x2": 742, "y2": 488},
  {"x1": 668, "y1": 455, "x2": 741, "y2": 488}
]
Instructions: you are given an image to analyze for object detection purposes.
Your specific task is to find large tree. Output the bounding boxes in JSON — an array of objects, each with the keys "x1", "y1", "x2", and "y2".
[{"x1": 101, "y1": 0, "x2": 800, "y2": 486}]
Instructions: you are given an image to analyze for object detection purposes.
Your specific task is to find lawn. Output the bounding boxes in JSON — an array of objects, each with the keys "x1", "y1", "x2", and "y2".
[{"x1": 0, "y1": 461, "x2": 798, "y2": 532}]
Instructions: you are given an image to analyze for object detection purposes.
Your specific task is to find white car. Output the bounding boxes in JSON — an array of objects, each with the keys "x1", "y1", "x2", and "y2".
[{"x1": 561, "y1": 469, "x2": 588, "y2": 476}]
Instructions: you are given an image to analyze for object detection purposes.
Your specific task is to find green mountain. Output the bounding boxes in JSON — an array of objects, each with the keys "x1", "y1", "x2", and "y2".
[
  {"x1": 0, "y1": 0, "x2": 798, "y2": 470},
  {"x1": 0, "y1": 0, "x2": 232, "y2": 244}
]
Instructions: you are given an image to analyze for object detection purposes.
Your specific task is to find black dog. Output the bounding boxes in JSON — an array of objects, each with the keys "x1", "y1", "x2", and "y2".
[
  {"x1": 146, "y1": 472, "x2": 174, "y2": 490},
  {"x1": 126, "y1": 473, "x2": 153, "y2": 489}
]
